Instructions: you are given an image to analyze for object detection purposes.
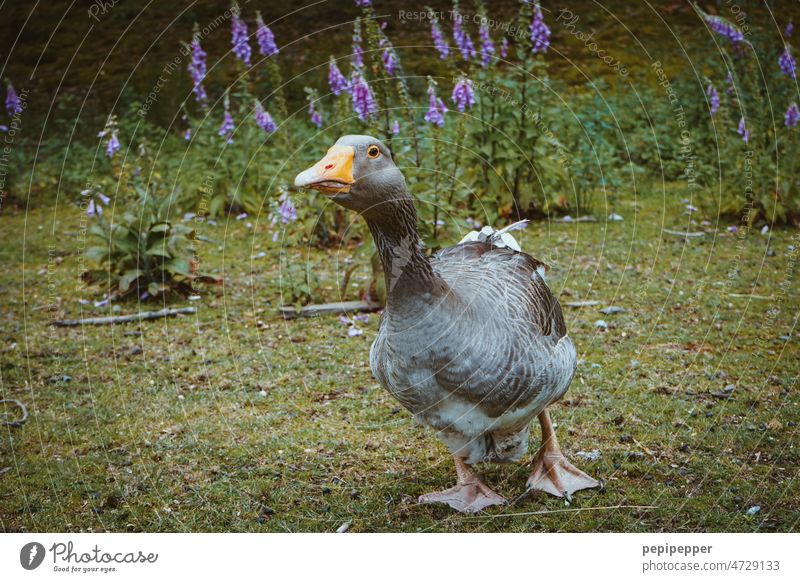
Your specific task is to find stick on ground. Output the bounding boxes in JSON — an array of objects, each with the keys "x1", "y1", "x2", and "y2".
[{"x1": 53, "y1": 307, "x2": 197, "y2": 327}]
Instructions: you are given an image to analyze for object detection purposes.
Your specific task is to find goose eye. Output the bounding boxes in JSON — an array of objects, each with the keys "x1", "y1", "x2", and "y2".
[{"x1": 367, "y1": 145, "x2": 381, "y2": 159}]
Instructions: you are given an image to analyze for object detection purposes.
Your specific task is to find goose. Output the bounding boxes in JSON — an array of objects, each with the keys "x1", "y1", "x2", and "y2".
[{"x1": 294, "y1": 135, "x2": 598, "y2": 513}]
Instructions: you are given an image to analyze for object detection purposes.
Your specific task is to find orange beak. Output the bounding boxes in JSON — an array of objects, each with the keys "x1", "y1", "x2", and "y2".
[{"x1": 294, "y1": 145, "x2": 355, "y2": 194}]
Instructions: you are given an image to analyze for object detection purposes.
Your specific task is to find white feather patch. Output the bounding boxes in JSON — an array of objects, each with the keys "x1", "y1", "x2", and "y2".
[{"x1": 458, "y1": 220, "x2": 528, "y2": 252}]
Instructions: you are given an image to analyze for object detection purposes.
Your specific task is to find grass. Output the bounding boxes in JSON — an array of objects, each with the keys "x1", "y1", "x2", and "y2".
[{"x1": 1, "y1": 187, "x2": 799, "y2": 532}]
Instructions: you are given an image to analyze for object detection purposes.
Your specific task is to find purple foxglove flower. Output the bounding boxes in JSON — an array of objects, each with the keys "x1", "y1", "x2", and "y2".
[
  {"x1": 187, "y1": 35, "x2": 208, "y2": 106},
  {"x1": 87, "y1": 199, "x2": 98, "y2": 216},
  {"x1": 105, "y1": 131, "x2": 121, "y2": 158},
  {"x1": 97, "y1": 193, "x2": 110, "y2": 205},
  {"x1": 787, "y1": 22, "x2": 794, "y2": 37},
  {"x1": 219, "y1": 96, "x2": 235, "y2": 143},
  {"x1": 352, "y1": 20, "x2": 364, "y2": 68},
  {"x1": 328, "y1": 59, "x2": 349, "y2": 95},
  {"x1": 350, "y1": 73, "x2": 377, "y2": 121},
  {"x1": 5, "y1": 81, "x2": 22, "y2": 116},
  {"x1": 478, "y1": 23, "x2": 495, "y2": 67},
  {"x1": 430, "y1": 19, "x2": 450, "y2": 60},
  {"x1": 231, "y1": 11, "x2": 251, "y2": 66},
  {"x1": 391, "y1": 120, "x2": 400, "y2": 135},
  {"x1": 255, "y1": 100, "x2": 277, "y2": 133},
  {"x1": 707, "y1": 83, "x2": 720, "y2": 115},
  {"x1": 703, "y1": 13, "x2": 744, "y2": 44},
  {"x1": 277, "y1": 192, "x2": 297, "y2": 224},
  {"x1": 737, "y1": 116, "x2": 749, "y2": 143},
  {"x1": 309, "y1": 103, "x2": 322, "y2": 127},
  {"x1": 255, "y1": 13, "x2": 278, "y2": 57},
  {"x1": 453, "y1": 13, "x2": 476, "y2": 61},
  {"x1": 530, "y1": 1, "x2": 551, "y2": 54},
  {"x1": 779, "y1": 46, "x2": 796, "y2": 78},
  {"x1": 500, "y1": 37, "x2": 509, "y2": 58},
  {"x1": 382, "y1": 48, "x2": 396, "y2": 76},
  {"x1": 786, "y1": 102, "x2": 799, "y2": 128},
  {"x1": 424, "y1": 81, "x2": 446, "y2": 127},
  {"x1": 451, "y1": 77, "x2": 475, "y2": 112}
]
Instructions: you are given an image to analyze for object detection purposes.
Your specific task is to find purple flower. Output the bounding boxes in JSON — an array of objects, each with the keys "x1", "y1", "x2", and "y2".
[
  {"x1": 382, "y1": 47, "x2": 396, "y2": 76},
  {"x1": 219, "y1": 95, "x2": 235, "y2": 143},
  {"x1": 309, "y1": 101, "x2": 322, "y2": 128},
  {"x1": 451, "y1": 77, "x2": 475, "y2": 112},
  {"x1": 500, "y1": 37, "x2": 509, "y2": 58},
  {"x1": 703, "y1": 13, "x2": 744, "y2": 44},
  {"x1": 277, "y1": 192, "x2": 297, "y2": 224},
  {"x1": 430, "y1": 18, "x2": 450, "y2": 59},
  {"x1": 737, "y1": 116, "x2": 749, "y2": 143},
  {"x1": 352, "y1": 20, "x2": 364, "y2": 68},
  {"x1": 530, "y1": 1, "x2": 551, "y2": 54},
  {"x1": 105, "y1": 132, "x2": 121, "y2": 158},
  {"x1": 478, "y1": 23, "x2": 495, "y2": 67},
  {"x1": 350, "y1": 73, "x2": 377, "y2": 121},
  {"x1": 184, "y1": 128, "x2": 192, "y2": 140},
  {"x1": 231, "y1": 10, "x2": 251, "y2": 66},
  {"x1": 5, "y1": 81, "x2": 22, "y2": 116},
  {"x1": 786, "y1": 22, "x2": 794, "y2": 37},
  {"x1": 187, "y1": 35, "x2": 208, "y2": 106},
  {"x1": 219, "y1": 111, "x2": 235, "y2": 142},
  {"x1": 779, "y1": 46, "x2": 796, "y2": 78},
  {"x1": 255, "y1": 100, "x2": 277, "y2": 133},
  {"x1": 328, "y1": 59, "x2": 349, "y2": 95},
  {"x1": 453, "y1": 14, "x2": 476, "y2": 61},
  {"x1": 354, "y1": 0, "x2": 371, "y2": 6},
  {"x1": 707, "y1": 83, "x2": 720, "y2": 115},
  {"x1": 786, "y1": 102, "x2": 799, "y2": 128},
  {"x1": 255, "y1": 13, "x2": 278, "y2": 57},
  {"x1": 725, "y1": 71, "x2": 735, "y2": 95},
  {"x1": 83, "y1": 189, "x2": 109, "y2": 216},
  {"x1": 391, "y1": 120, "x2": 400, "y2": 135},
  {"x1": 424, "y1": 80, "x2": 447, "y2": 127}
]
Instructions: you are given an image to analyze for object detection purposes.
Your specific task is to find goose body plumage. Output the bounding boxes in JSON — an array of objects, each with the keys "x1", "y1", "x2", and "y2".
[
  {"x1": 370, "y1": 240, "x2": 576, "y2": 464},
  {"x1": 295, "y1": 135, "x2": 597, "y2": 512}
]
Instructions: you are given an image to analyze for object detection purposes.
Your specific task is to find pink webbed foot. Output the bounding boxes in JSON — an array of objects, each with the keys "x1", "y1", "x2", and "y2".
[
  {"x1": 526, "y1": 409, "x2": 599, "y2": 500},
  {"x1": 526, "y1": 450, "x2": 599, "y2": 500},
  {"x1": 418, "y1": 456, "x2": 506, "y2": 513},
  {"x1": 419, "y1": 481, "x2": 506, "y2": 513}
]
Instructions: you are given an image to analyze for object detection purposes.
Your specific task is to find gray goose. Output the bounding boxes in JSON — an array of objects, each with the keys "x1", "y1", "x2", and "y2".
[{"x1": 295, "y1": 135, "x2": 598, "y2": 513}]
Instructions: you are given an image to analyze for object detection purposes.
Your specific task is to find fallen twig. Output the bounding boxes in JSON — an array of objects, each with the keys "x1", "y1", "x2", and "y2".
[
  {"x1": 53, "y1": 307, "x2": 197, "y2": 327},
  {"x1": 1, "y1": 399, "x2": 28, "y2": 427},
  {"x1": 462, "y1": 505, "x2": 658, "y2": 519},
  {"x1": 663, "y1": 229, "x2": 705, "y2": 238},
  {"x1": 565, "y1": 300, "x2": 600, "y2": 308},
  {"x1": 280, "y1": 300, "x2": 381, "y2": 319}
]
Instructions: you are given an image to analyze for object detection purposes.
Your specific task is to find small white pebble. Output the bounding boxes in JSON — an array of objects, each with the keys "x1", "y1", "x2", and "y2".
[
  {"x1": 745, "y1": 505, "x2": 761, "y2": 516},
  {"x1": 595, "y1": 319, "x2": 608, "y2": 330},
  {"x1": 259, "y1": 390, "x2": 267, "y2": 397}
]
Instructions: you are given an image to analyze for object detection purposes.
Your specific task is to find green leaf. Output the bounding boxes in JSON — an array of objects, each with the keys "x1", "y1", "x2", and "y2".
[
  {"x1": 119, "y1": 269, "x2": 142, "y2": 293},
  {"x1": 166, "y1": 258, "x2": 191, "y2": 276},
  {"x1": 85, "y1": 246, "x2": 108, "y2": 262},
  {"x1": 150, "y1": 222, "x2": 171, "y2": 234}
]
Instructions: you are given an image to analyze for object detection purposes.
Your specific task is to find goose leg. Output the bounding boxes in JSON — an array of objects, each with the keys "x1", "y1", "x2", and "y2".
[
  {"x1": 418, "y1": 456, "x2": 506, "y2": 513},
  {"x1": 526, "y1": 409, "x2": 599, "y2": 499}
]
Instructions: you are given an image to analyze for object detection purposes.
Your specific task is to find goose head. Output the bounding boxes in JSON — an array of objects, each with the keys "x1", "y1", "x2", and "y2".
[{"x1": 294, "y1": 135, "x2": 408, "y2": 216}]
